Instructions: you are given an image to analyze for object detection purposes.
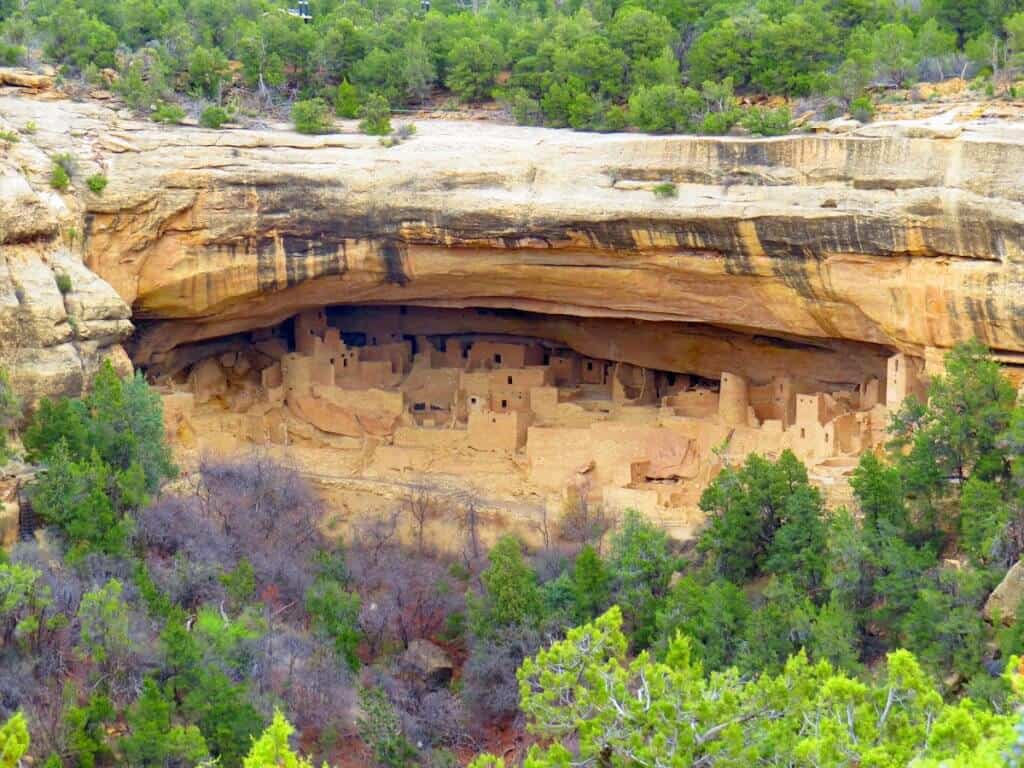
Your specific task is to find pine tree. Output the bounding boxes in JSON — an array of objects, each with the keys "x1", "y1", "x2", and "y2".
[
  {"x1": 470, "y1": 535, "x2": 543, "y2": 637},
  {"x1": 570, "y1": 545, "x2": 611, "y2": 622}
]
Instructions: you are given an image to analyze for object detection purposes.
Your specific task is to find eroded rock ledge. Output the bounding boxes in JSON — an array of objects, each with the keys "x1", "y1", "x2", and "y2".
[{"x1": 2, "y1": 89, "x2": 1024, "y2": 400}]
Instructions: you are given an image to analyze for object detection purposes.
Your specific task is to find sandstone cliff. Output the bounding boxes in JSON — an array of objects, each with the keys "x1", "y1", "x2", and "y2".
[
  {"x1": 0, "y1": 89, "x2": 132, "y2": 402},
  {"x1": 2, "y1": 85, "x2": 1024, "y2": 398}
]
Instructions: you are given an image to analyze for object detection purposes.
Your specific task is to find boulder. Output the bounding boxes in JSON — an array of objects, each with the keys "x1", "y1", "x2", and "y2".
[
  {"x1": 401, "y1": 639, "x2": 453, "y2": 689},
  {"x1": 984, "y1": 560, "x2": 1024, "y2": 624},
  {"x1": 0, "y1": 68, "x2": 53, "y2": 90}
]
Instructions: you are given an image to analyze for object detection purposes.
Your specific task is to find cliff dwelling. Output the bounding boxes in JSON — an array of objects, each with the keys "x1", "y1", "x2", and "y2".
[
  {"x1": 147, "y1": 304, "x2": 915, "y2": 542},
  {"x1": 7, "y1": 94, "x2": 1024, "y2": 548}
]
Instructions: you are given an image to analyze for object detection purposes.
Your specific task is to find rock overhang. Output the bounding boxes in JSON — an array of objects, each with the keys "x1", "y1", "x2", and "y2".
[{"x1": 3, "y1": 90, "x2": 1024, "y2": 398}]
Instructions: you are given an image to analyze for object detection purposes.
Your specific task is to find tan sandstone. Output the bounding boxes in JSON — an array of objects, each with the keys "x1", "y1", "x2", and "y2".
[{"x1": 0, "y1": 89, "x2": 1021, "y2": 393}]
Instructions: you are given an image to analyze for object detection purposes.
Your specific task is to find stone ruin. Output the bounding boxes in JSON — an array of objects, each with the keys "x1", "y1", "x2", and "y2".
[{"x1": 157, "y1": 306, "x2": 929, "y2": 539}]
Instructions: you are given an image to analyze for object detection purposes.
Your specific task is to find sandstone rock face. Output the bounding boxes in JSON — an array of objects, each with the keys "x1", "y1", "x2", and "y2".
[
  {"x1": 2, "y1": 89, "x2": 1024, "y2": 396},
  {"x1": 0, "y1": 101, "x2": 133, "y2": 402},
  {"x1": 985, "y1": 559, "x2": 1024, "y2": 623},
  {"x1": 400, "y1": 639, "x2": 454, "y2": 689}
]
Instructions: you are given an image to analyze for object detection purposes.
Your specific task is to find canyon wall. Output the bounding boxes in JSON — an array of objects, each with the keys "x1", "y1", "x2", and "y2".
[
  {"x1": 2, "y1": 84, "x2": 1024, "y2": 399},
  {"x1": 0, "y1": 90, "x2": 132, "y2": 401}
]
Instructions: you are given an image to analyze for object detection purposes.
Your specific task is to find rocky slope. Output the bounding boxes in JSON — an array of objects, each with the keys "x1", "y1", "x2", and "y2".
[{"x1": 2, "y1": 79, "x2": 1024, "y2": 398}]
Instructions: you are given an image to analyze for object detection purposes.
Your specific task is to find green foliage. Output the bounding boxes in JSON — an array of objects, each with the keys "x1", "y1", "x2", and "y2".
[
  {"x1": 243, "y1": 709, "x2": 317, "y2": 768},
  {"x1": 149, "y1": 600, "x2": 262, "y2": 767},
  {"x1": 736, "y1": 576, "x2": 815, "y2": 674},
  {"x1": 291, "y1": 97, "x2": 333, "y2": 135},
  {"x1": 30, "y1": 445, "x2": 132, "y2": 560},
  {"x1": 509, "y1": 606, "x2": 1021, "y2": 767},
  {"x1": 960, "y1": 476, "x2": 1010, "y2": 566},
  {"x1": 335, "y1": 80, "x2": 360, "y2": 118},
  {"x1": 200, "y1": 105, "x2": 231, "y2": 129},
  {"x1": 901, "y1": 567, "x2": 989, "y2": 678},
  {"x1": 763, "y1": 484, "x2": 828, "y2": 592},
  {"x1": 49, "y1": 162, "x2": 70, "y2": 191},
  {"x1": 221, "y1": 557, "x2": 256, "y2": 612},
  {"x1": 27, "y1": 360, "x2": 175, "y2": 490},
  {"x1": 39, "y1": 2, "x2": 117, "y2": 69},
  {"x1": 23, "y1": 397, "x2": 89, "y2": 463},
  {"x1": 652, "y1": 181, "x2": 677, "y2": 198},
  {"x1": 152, "y1": 102, "x2": 186, "y2": 124},
  {"x1": 0, "y1": 370, "x2": 19, "y2": 463},
  {"x1": 740, "y1": 106, "x2": 792, "y2": 136},
  {"x1": 873, "y1": 23, "x2": 918, "y2": 86},
  {"x1": 358, "y1": 93, "x2": 392, "y2": 136},
  {"x1": 64, "y1": 689, "x2": 115, "y2": 768},
  {"x1": 0, "y1": 711, "x2": 29, "y2": 768},
  {"x1": 850, "y1": 94, "x2": 875, "y2": 122},
  {"x1": 0, "y1": 561, "x2": 52, "y2": 651},
  {"x1": 808, "y1": 596, "x2": 861, "y2": 673},
  {"x1": 470, "y1": 535, "x2": 543, "y2": 638},
  {"x1": 628, "y1": 83, "x2": 701, "y2": 133},
  {"x1": 26, "y1": 360, "x2": 174, "y2": 557},
  {"x1": 655, "y1": 574, "x2": 749, "y2": 670},
  {"x1": 1004, "y1": 404, "x2": 1024, "y2": 493},
  {"x1": 699, "y1": 450, "x2": 823, "y2": 587},
  {"x1": 77, "y1": 579, "x2": 130, "y2": 667},
  {"x1": 188, "y1": 45, "x2": 230, "y2": 99},
  {"x1": 305, "y1": 573, "x2": 362, "y2": 670},
  {"x1": 121, "y1": 677, "x2": 210, "y2": 767},
  {"x1": 851, "y1": 451, "x2": 908, "y2": 532},
  {"x1": 0, "y1": 43, "x2": 24, "y2": 67},
  {"x1": 1, "y1": 0, "x2": 1019, "y2": 137},
  {"x1": 0, "y1": 129, "x2": 18, "y2": 145},
  {"x1": 85, "y1": 172, "x2": 107, "y2": 194},
  {"x1": 447, "y1": 36, "x2": 502, "y2": 103},
  {"x1": 55, "y1": 272, "x2": 73, "y2": 294},
  {"x1": 607, "y1": 509, "x2": 677, "y2": 646},
  {"x1": 569, "y1": 545, "x2": 610, "y2": 621},
  {"x1": 356, "y1": 687, "x2": 417, "y2": 768},
  {"x1": 892, "y1": 339, "x2": 1016, "y2": 488},
  {"x1": 181, "y1": 668, "x2": 262, "y2": 766}
]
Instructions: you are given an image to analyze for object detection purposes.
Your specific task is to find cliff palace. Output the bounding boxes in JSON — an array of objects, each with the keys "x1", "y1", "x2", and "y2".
[{"x1": 3, "y1": 74, "x2": 1024, "y2": 544}]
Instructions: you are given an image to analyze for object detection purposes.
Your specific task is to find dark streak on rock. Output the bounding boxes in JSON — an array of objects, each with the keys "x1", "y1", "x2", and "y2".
[
  {"x1": 81, "y1": 213, "x2": 94, "y2": 253},
  {"x1": 381, "y1": 240, "x2": 409, "y2": 286},
  {"x1": 282, "y1": 236, "x2": 344, "y2": 288},
  {"x1": 256, "y1": 237, "x2": 278, "y2": 293},
  {"x1": 964, "y1": 297, "x2": 989, "y2": 342}
]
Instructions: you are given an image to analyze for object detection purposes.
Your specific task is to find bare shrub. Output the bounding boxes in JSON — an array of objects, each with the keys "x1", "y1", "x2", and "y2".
[
  {"x1": 136, "y1": 494, "x2": 232, "y2": 608},
  {"x1": 146, "y1": 454, "x2": 326, "y2": 615},
  {"x1": 461, "y1": 623, "x2": 543, "y2": 727},
  {"x1": 403, "y1": 486, "x2": 443, "y2": 555},
  {"x1": 136, "y1": 493, "x2": 229, "y2": 560},
  {"x1": 448, "y1": 490, "x2": 486, "y2": 570},
  {"x1": 366, "y1": 667, "x2": 472, "y2": 752},
  {"x1": 350, "y1": 520, "x2": 464, "y2": 653},
  {"x1": 531, "y1": 547, "x2": 570, "y2": 584},
  {"x1": 557, "y1": 484, "x2": 614, "y2": 553},
  {"x1": 252, "y1": 623, "x2": 355, "y2": 735}
]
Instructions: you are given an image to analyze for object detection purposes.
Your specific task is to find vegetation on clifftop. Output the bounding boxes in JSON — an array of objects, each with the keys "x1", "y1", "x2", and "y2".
[{"x1": 5, "y1": 0, "x2": 1024, "y2": 135}]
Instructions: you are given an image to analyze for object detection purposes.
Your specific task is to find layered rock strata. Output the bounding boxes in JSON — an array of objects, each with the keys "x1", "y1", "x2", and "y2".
[
  {"x1": 0, "y1": 90, "x2": 132, "y2": 400},
  {"x1": 2, "y1": 85, "x2": 1024, "y2": 397}
]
